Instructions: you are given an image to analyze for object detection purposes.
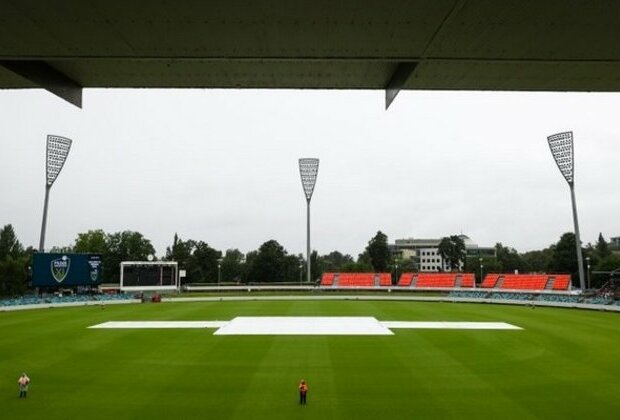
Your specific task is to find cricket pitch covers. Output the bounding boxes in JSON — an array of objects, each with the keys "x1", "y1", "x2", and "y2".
[{"x1": 89, "y1": 317, "x2": 522, "y2": 335}]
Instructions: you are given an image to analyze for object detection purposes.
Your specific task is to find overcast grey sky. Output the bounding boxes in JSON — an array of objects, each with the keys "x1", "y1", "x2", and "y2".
[{"x1": 1, "y1": 89, "x2": 618, "y2": 258}]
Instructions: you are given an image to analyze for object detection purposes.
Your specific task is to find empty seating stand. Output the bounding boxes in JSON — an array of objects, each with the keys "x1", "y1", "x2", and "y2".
[
  {"x1": 397, "y1": 273, "x2": 475, "y2": 288},
  {"x1": 417, "y1": 273, "x2": 455, "y2": 288},
  {"x1": 323, "y1": 272, "x2": 571, "y2": 291},
  {"x1": 501, "y1": 274, "x2": 548, "y2": 290},
  {"x1": 321, "y1": 273, "x2": 391, "y2": 287},
  {"x1": 481, "y1": 273, "x2": 572, "y2": 291}
]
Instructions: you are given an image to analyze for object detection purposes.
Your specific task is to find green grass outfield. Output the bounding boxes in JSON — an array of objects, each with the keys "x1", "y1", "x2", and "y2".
[{"x1": 2, "y1": 299, "x2": 620, "y2": 419}]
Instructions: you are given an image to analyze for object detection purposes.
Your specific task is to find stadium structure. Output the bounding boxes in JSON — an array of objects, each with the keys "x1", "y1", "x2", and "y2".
[{"x1": 2, "y1": 2, "x2": 620, "y2": 419}]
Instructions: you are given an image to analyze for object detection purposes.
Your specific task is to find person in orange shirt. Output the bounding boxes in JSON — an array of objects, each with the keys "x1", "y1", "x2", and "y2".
[{"x1": 299, "y1": 379, "x2": 308, "y2": 405}]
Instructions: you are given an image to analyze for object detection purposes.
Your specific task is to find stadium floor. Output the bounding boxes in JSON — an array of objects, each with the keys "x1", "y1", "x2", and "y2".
[{"x1": 2, "y1": 299, "x2": 620, "y2": 419}]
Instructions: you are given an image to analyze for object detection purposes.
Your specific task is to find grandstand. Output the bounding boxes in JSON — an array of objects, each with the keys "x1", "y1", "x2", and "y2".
[
  {"x1": 480, "y1": 274, "x2": 571, "y2": 291},
  {"x1": 321, "y1": 273, "x2": 392, "y2": 287},
  {"x1": 397, "y1": 273, "x2": 474, "y2": 288},
  {"x1": 319, "y1": 272, "x2": 569, "y2": 292}
]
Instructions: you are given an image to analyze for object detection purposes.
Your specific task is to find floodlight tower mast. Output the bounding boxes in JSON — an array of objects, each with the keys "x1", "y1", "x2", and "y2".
[
  {"x1": 39, "y1": 135, "x2": 73, "y2": 252},
  {"x1": 299, "y1": 158, "x2": 319, "y2": 284},
  {"x1": 547, "y1": 131, "x2": 585, "y2": 291}
]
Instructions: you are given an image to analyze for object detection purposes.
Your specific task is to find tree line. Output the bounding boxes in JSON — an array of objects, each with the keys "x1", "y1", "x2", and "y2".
[{"x1": 0, "y1": 224, "x2": 619, "y2": 295}]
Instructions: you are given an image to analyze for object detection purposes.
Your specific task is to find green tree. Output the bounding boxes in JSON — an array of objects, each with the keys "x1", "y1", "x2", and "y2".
[
  {"x1": 164, "y1": 234, "x2": 221, "y2": 283},
  {"x1": 284, "y1": 254, "x2": 304, "y2": 283},
  {"x1": 392, "y1": 257, "x2": 417, "y2": 274},
  {"x1": 551, "y1": 232, "x2": 584, "y2": 287},
  {"x1": 0, "y1": 256, "x2": 29, "y2": 296},
  {"x1": 242, "y1": 250, "x2": 258, "y2": 283},
  {"x1": 74, "y1": 229, "x2": 108, "y2": 254},
  {"x1": 105, "y1": 231, "x2": 156, "y2": 282},
  {"x1": 192, "y1": 241, "x2": 222, "y2": 283},
  {"x1": 437, "y1": 235, "x2": 465, "y2": 271},
  {"x1": 247, "y1": 240, "x2": 291, "y2": 283},
  {"x1": 596, "y1": 233, "x2": 611, "y2": 259},
  {"x1": 494, "y1": 243, "x2": 523, "y2": 272},
  {"x1": 0, "y1": 225, "x2": 29, "y2": 296},
  {"x1": 591, "y1": 254, "x2": 620, "y2": 288},
  {"x1": 357, "y1": 250, "x2": 372, "y2": 267},
  {"x1": 165, "y1": 234, "x2": 195, "y2": 273},
  {"x1": 221, "y1": 249, "x2": 246, "y2": 284},
  {"x1": 341, "y1": 261, "x2": 373, "y2": 273},
  {"x1": 365, "y1": 231, "x2": 390, "y2": 272},
  {"x1": 319, "y1": 251, "x2": 354, "y2": 273},
  {"x1": 0, "y1": 224, "x2": 24, "y2": 260},
  {"x1": 521, "y1": 248, "x2": 553, "y2": 273}
]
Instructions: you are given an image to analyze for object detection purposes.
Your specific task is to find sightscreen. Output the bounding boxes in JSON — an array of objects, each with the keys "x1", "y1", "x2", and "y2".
[{"x1": 120, "y1": 262, "x2": 178, "y2": 291}]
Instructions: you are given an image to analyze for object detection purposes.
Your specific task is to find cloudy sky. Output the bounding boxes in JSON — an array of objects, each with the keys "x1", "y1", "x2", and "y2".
[{"x1": 1, "y1": 88, "x2": 618, "y2": 258}]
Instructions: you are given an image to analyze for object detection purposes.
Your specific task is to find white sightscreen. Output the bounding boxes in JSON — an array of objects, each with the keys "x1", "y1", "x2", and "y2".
[{"x1": 120, "y1": 261, "x2": 179, "y2": 292}]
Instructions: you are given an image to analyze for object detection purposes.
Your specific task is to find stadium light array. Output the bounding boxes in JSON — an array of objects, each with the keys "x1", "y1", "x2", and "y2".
[
  {"x1": 547, "y1": 131, "x2": 585, "y2": 291},
  {"x1": 39, "y1": 135, "x2": 73, "y2": 252},
  {"x1": 299, "y1": 158, "x2": 319, "y2": 284}
]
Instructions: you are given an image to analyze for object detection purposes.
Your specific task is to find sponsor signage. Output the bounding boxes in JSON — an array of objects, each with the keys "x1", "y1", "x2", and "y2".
[{"x1": 33, "y1": 253, "x2": 103, "y2": 287}]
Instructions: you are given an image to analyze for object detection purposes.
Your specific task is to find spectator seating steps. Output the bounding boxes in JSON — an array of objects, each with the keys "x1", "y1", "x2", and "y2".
[{"x1": 480, "y1": 273, "x2": 572, "y2": 291}]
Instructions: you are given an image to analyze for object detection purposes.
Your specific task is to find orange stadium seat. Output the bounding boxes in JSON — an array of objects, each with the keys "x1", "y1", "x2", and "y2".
[
  {"x1": 481, "y1": 274, "x2": 500, "y2": 288},
  {"x1": 415, "y1": 273, "x2": 457, "y2": 288},
  {"x1": 460, "y1": 273, "x2": 475, "y2": 288},
  {"x1": 323, "y1": 273, "x2": 392, "y2": 287},
  {"x1": 501, "y1": 274, "x2": 548, "y2": 290},
  {"x1": 379, "y1": 273, "x2": 392, "y2": 286},
  {"x1": 398, "y1": 273, "x2": 413, "y2": 286},
  {"x1": 320, "y1": 273, "x2": 335, "y2": 286},
  {"x1": 480, "y1": 273, "x2": 570, "y2": 291},
  {"x1": 551, "y1": 274, "x2": 571, "y2": 290}
]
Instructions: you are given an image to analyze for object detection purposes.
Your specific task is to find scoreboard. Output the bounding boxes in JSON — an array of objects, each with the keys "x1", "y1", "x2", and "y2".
[{"x1": 33, "y1": 253, "x2": 103, "y2": 287}]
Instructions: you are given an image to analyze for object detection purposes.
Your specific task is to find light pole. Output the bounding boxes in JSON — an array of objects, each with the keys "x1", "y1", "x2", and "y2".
[
  {"x1": 547, "y1": 131, "x2": 586, "y2": 291},
  {"x1": 217, "y1": 258, "x2": 222, "y2": 286},
  {"x1": 299, "y1": 158, "x2": 319, "y2": 285},
  {"x1": 586, "y1": 256, "x2": 591, "y2": 289},
  {"x1": 394, "y1": 263, "x2": 399, "y2": 285},
  {"x1": 461, "y1": 249, "x2": 467, "y2": 273},
  {"x1": 478, "y1": 257, "x2": 483, "y2": 288},
  {"x1": 39, "y1": 135, "x2": 73, "y2": 251}
]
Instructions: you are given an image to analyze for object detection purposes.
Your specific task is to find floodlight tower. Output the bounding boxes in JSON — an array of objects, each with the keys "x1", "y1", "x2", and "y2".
[
  {"x1": 299, "y1": 158, "x2": 319, "y2": 284},
  {"x1": 39, "y1": 135, "x2": 73, "y2": 252},
  {"x1": 547, "y1": 131, "x2": 585, "y2": 291}
]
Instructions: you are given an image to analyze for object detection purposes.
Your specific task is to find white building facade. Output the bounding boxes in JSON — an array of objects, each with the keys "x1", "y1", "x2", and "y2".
[{"x1": 390, "y1": 235, "x2": 495, "y2": 272}]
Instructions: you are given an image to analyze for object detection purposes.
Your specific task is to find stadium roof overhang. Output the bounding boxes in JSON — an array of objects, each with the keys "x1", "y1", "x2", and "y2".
[{"x1": 1, "y1": 0, "x2": 620, "y2": 109}]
